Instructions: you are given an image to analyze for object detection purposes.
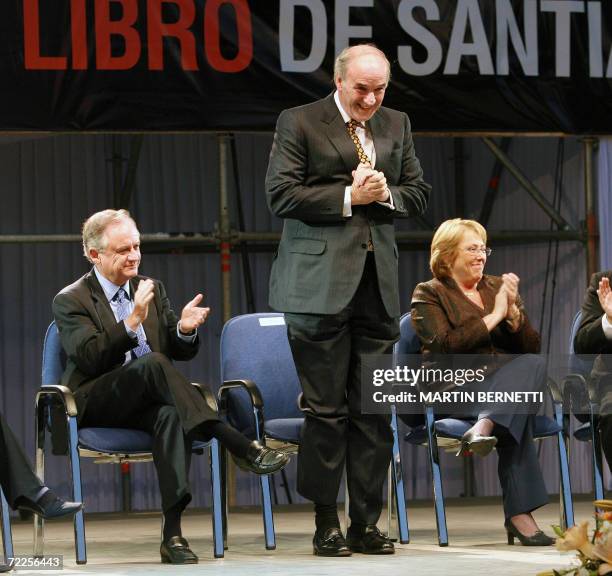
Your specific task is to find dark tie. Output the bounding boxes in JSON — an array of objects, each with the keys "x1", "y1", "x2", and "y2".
[
  {"x1": 347, "y1": 119, "x2": 371, "y2": 166},
  {"x1": 113, "y1": 288, "x2": 152, "y2": 359}
]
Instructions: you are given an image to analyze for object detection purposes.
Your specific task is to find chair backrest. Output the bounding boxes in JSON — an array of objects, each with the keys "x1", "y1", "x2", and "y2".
[
  {"x1": 568, "y1": 310, "x2": 595, "y2": 375},
  {"x1": 220, "y1": 313, "x2": 303, "y2": 437},
  {"x1": 394, "y1": 312, "x2": 421, "y2": 357},
  {"x1": 42, "y1": 321, "x2": 67, "y2": 386}
]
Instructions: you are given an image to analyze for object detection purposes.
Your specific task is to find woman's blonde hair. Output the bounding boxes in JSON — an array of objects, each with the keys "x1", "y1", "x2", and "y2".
[{"x1": 430, "y1": 218, "x2": 487, "y2": 279}]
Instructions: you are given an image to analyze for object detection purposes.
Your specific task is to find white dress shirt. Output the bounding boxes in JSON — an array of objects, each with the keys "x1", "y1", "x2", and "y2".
[{"x1": 333, "y1": 91, "x2": 394, "y2": 217}]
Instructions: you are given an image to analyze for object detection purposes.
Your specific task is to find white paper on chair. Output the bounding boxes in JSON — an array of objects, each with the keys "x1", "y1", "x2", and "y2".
[{"x1": 259, "y1": 317, "x2": 285, "y2": 326}]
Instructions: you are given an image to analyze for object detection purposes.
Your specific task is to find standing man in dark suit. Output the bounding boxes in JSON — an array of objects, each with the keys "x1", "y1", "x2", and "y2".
[
  {"x1": 266, "y1": 44, "x2": 431, "y2": 556},
  {"x1": 574, "y1": 271, "x2": 612, "y2": 471},
  {"x1": 53, "y1": 209, "x2": 288, "y2": 564}
]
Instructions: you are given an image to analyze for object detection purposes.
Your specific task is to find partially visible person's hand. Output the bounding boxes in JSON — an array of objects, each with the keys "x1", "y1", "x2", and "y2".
[{"x1": 597, "y1": 277, "x2": 612, "y2": 323}]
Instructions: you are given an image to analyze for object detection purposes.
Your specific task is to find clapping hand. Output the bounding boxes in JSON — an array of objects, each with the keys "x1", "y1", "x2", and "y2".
[
  {"x1": 351, "y1": 163, "x2": 389, "y2": 205},
  {"x1": 127, "y1": 279, "x2": 155, "y2": 331},
  {"x1": 179, "y1": 294, "x2": 210, "y2": 333},
  {"x1": 493, "y1": 283, "x2": 509, "y2": 320},
  {"x1": 597, "y1": 277, "x2": 612, "y2": 322},
  {"x1": 501, "y1": 273, "x2": 519, "y2": 308}
]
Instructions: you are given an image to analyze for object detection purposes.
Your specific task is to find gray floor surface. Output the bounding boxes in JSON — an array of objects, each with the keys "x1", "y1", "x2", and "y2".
[{"x1": 3, "y1": 498, "x2": 596, "y2": 575}]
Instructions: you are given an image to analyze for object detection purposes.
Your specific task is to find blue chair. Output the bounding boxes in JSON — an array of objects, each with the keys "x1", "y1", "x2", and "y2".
[
  {"x1": 34, "y1": 321, "x2": 224, "y2": 564},
  {"x1": 0, "y1": 488, "x2": 13, "y2": 566},
  {"x1": 218, "y1": 312, "x2": 409, "y2": 550},
  {"x1": 397, "y1": 312, "x2": 574, "y2": 546},
  {"x1": 564, "y1": 311, "x2": 604, "y2": 501}
]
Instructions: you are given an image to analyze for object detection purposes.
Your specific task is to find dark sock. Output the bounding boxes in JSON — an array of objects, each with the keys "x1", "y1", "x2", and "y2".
[
  {"x1": 314, "y1": 503, "x2": 340, "y2": 533},
  {"x1": 200, "y1": 421, "x2": 252, "y2": 458},
  {"x1": 163, "y1": 502, "x2": 183, "y2": 542},
  {"x1": 348, "y1": 522, "x2": 365, "y2": 535}
]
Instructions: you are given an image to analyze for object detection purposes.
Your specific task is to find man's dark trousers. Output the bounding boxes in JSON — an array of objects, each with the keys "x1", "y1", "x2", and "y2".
[{"x1": 285, "y1": 254, "x2": 398, "y2": 525}]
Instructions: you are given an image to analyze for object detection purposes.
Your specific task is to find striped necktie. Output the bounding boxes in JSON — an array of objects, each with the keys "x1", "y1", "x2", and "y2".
[{"x1": 113, "y1": 288, "x2": 152, "y2": 359}]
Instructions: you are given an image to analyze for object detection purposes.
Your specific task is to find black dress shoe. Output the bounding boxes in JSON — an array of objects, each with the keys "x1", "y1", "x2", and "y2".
[
  {"x1": 505, "y1": 519, "x2": 555, "y2": 546},
  {"x1": 233, "y1": 441, "x2": 289, "y2": 475},
  {"x1": 0, "y1": 563, "x2": 12, "y2": 572},
  {"x1": 313, "y1": 527, "x2": 352, "y2": 557},
  {"x1": 16, "y1": 490, "x2": 82, "y2": 519},
  {"x1": 347, "y1": 525, "x2": 395, "y2": 554},
  {"x1": 160, "y1": 536, "x2": 198, "y2": 564}
]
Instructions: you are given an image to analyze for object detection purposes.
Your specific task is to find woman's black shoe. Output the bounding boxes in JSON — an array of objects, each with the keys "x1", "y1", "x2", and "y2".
[
  {"x1": 504, "y1": 519, "x2": 555, "y2": 546},
  {"x1": 457, "y1": 430, "x2": 497, "y2": 457}
]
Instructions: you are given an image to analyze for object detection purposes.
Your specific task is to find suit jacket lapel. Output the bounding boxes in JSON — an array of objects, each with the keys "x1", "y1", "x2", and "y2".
[
  {"x1": 85, "y1": 271, "x2": 118, "y2": 334},
  {"x1": 131, "y1": 277, "x2": 161, "y2": 352},
  {"x1": 368, "y1": 112, "x2": 392, "y2": 173},
  {"x1": 321, "y1": 94, "x2": 360, "y2": 174}
]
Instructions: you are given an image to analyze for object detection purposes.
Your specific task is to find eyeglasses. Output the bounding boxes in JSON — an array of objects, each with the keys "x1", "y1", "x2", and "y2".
[{"x1": 465, "y1": 246, "x2": 492, "y2": 256}]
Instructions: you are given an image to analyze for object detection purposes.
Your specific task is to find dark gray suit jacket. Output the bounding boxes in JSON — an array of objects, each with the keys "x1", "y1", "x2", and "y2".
[
  {"x1": 53, "y1": 270, "x2": 199, "y2": 417},
  {"x1": 575, "y1": 270, "x2": 612, "y2": 414},
  {"x1": 265, "y1": 93, "x2": 430, "y2": 317}
]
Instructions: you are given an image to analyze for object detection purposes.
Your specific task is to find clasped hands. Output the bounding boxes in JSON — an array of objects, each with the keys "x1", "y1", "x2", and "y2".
[
  {"x1": 351, "y1": 162, "x2": 389, "y2": 205},
  {"x1": 493, "y1": 273, "x2": 522, "y2": 330},
  {"x1": 126, "y1": 278, "x2": 210, "y2": 334}
]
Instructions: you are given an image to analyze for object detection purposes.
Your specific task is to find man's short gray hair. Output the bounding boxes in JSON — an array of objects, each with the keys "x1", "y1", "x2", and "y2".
[
  {"x1": 82, "y1": 209, "x2": 136, "y2": 263},
  {"x1": 334, "y1": 44, "x2": 391, "y2": 83}
]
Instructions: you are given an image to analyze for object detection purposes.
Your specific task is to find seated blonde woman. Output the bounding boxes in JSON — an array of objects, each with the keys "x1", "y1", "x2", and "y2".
[{"x1": 410, "y1": 218, "x2": 553, "y2": 546}]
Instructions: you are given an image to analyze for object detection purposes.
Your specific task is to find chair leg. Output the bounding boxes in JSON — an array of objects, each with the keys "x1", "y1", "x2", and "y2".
[
  {"x1": 0, "y1": 488, "x2": 13, "y2": 563},
  {"x1": 67, "y1": 416, "x2": 86, "y2": 564},
  {"x1": 390, "y1": 410, "x2": 409, "y2": 543},
  {"x1": 387, "y1": 467, "x2": 393, "y2": 537},
  {"x1": 34, "y1": 401, "x2": 46, "y2": 558},
  {"x1": 219, "y1": 445, "x2": 228, "y2": 551},
  {"x1": 343, "y1": 470, "x2": 349, "y2": 535},
  {"x1": 425, "y1": 409, "x2": 448, "y2": 546},
  {"x1": 554, "y1": 404, "x2": 574, "y2": 529},
  {"x1": 591, "y1": 414, "x2": 605, "y2": 502},
  {"x1": 270, "y1": 474, "x2": 279, "y2": 505},
  {"x1": 259, "y1": 474, "x2": 276, "y2": 550},
  {"x1": 209, "y1": 439, "x2": 224, "y2": 558},
  {"x1": 280, "y1": 469, "x2": 292, "y2": 504}
]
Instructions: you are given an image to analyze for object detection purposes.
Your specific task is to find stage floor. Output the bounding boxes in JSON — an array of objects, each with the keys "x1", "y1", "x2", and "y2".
[{"x1": 4, "y1": 498, "x2": 595, "y2": 575}]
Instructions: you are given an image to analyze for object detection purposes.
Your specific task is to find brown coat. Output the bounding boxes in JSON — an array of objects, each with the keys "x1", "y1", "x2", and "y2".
[{"x1": 410, "y1": 274, "x2": 540, "y2": 357}]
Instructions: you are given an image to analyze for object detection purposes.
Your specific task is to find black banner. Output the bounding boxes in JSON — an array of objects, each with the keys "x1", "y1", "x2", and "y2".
[{"x1": 5, "y1": 0, "x2": 612, "y2": 133}]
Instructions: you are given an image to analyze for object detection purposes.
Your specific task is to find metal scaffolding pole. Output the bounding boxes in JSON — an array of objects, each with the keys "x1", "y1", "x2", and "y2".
[
  {"x1": 217, "y1": 134, "x2": 237, "y2": 509},
  {"x1": 583, "y1": 137, "x2": 599, "y2": 280},
  {"x1": 218, "y1": 134, "x2": 232, "y2": 325},
  {"x1": 481, "y1": 137, "x2": 572, "y2": 231},
  {"x1": 0, "y1": 229, "x2": 584, "y2": 247}
]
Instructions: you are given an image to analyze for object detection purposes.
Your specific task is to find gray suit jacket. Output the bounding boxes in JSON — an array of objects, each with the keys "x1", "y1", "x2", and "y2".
[
  {"x1": 53, "y1": 270, "x2": 199, "y2": 417},
  {"x1": 266, "y1": 93, "x2": 430, "y2": 317}
]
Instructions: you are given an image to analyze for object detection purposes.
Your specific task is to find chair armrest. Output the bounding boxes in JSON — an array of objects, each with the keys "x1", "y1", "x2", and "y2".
[
  {"x1": 218, "y1": 379, "x2": 265, "y2": 440},
  {"x1": 546, "y1": 376, "x2": 564, "y2": 405},
  {"x1": 218, "y1": 379, "x2": 264, "y2": 409},
  {"x1": 191, "y1": 382, "x2": 219, "y2": 413},
  {"x1": 35, "y1": 385, "x2": 78, "y2": 417}
]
